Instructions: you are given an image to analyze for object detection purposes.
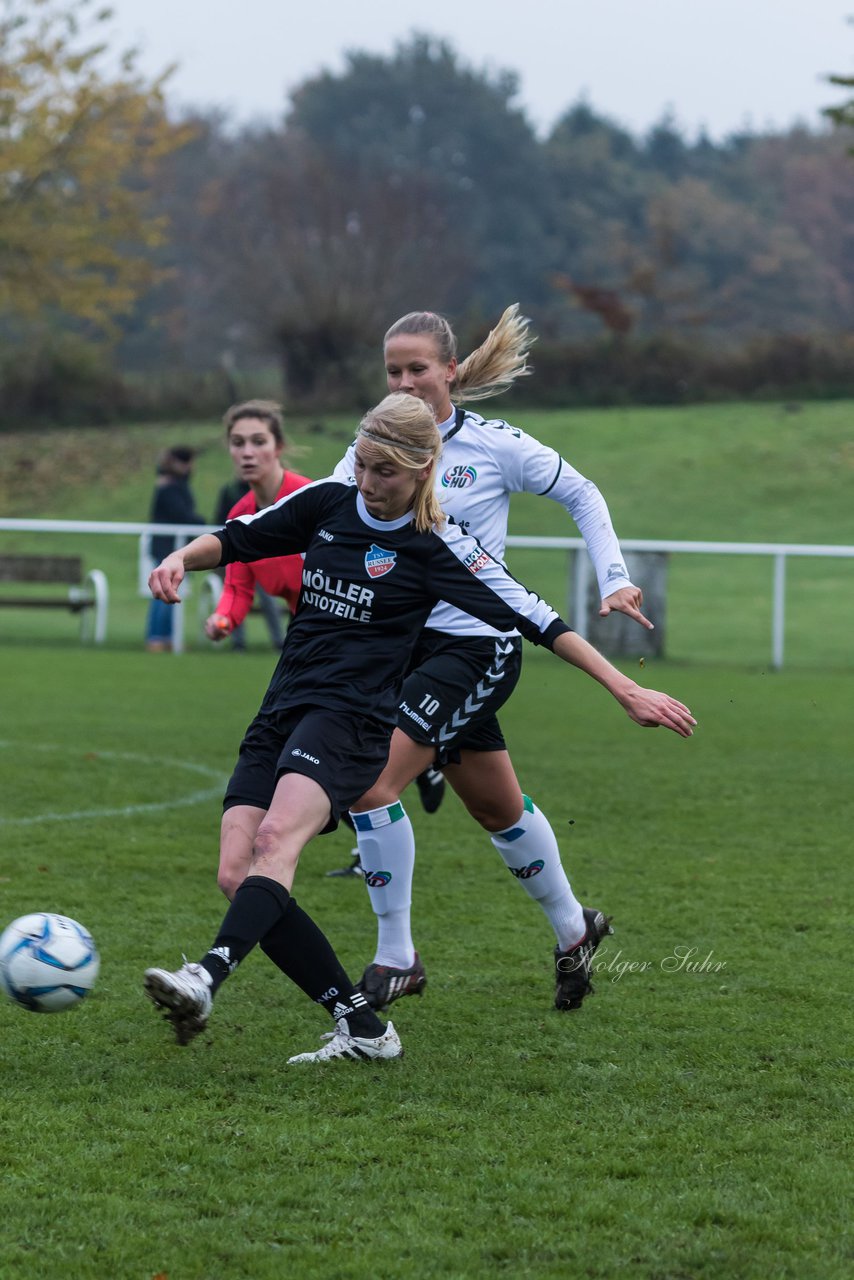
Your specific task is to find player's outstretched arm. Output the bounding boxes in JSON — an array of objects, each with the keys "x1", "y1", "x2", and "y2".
[
  {"x1": 599, "y1": 584, "x2": 654, "y2": 631},
  {"x1": 551, "y1": 630, "x2": 696, "y2": 737},
  {"x1": 148, "y1": 534, "x2": 224, "y2": 604}
]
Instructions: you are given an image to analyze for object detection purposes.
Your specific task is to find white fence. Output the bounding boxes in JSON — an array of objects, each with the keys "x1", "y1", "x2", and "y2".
[
  {"x1": 506, "y1": 535, "x2": 854, "y2": 670},
  {"x1": 2, "y1": 519, "x2": 853, "y2": 667}
]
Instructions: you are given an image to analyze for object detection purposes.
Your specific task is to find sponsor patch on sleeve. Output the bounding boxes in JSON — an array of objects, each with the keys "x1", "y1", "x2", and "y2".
[{"x1": 463, "y1": 546, "x2": 491, "y2": 574}]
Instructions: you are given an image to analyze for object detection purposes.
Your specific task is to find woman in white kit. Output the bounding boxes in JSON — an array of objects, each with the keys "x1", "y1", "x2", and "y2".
[{"x1": 340, "y1": 305, "x2": 658, "y2": 1014}]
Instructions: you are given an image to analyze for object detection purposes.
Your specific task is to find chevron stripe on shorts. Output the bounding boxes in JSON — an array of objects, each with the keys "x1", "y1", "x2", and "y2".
[{"x1": 437, "y1": 639, "x2": 516, "y2": 745}]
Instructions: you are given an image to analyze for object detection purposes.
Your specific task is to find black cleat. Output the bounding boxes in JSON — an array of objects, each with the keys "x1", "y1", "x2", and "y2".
[
  {"x1": 554, "y1": 907, "x2": 614, "y2": 1011},
  {"x1": 415, "y1": 767, "x2": 445, "y2": 815},
  {"x1": 357, "y1": 953, "x2": 427, "y2": 1011},
  {"x1": 326, "y1": 850, "x2": 364, "y2": 879}
]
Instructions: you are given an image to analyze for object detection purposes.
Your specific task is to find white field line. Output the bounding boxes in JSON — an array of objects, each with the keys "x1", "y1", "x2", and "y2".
[{"x1": 0, "y1": 743, "x2": 226, "y2": 826}]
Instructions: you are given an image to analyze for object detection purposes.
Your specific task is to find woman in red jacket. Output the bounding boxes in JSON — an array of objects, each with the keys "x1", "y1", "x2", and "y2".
[{"x1": 204, "y1": 400, "x2": 310, "y2": 641}]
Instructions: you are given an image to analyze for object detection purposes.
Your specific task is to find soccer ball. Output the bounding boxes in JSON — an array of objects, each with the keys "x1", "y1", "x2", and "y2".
[{"x1": 0, "y1": 912, "x2": 100, "y2": 1013}]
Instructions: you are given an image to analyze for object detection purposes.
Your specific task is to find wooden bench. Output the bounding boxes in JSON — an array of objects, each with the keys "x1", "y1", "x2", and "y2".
[{"x1": 0, "y1": 555, "x2": 109, "y2": 644}]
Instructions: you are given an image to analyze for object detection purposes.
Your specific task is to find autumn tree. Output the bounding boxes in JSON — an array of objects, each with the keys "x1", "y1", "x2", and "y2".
[
  {"x1": 286, "y1": 34, "x2": 551, "y2": 314},
  {"x1": 166, "y1": 35, "x2": 548, "y2": 403},
  {"x1": 188, "y1": 125, "x2": 468, "y2": 403},
  {"x1": 0, "y1": 0, "x2": 191, "y2": 335}
]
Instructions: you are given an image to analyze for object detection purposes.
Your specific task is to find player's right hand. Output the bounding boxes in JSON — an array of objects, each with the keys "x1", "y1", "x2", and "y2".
[{"x1": 148, "y1": 554, "x2": 185, "y2": 604}]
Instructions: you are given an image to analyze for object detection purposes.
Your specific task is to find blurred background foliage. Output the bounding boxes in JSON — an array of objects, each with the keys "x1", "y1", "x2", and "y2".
[{"x1": 2, "y1": 1, "x2": 854, "y2": 425}]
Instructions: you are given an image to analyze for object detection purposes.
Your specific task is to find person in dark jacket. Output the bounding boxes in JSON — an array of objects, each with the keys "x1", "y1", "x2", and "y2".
[{"x1": 145, "y1": 446, "x2": 206, "y2": 652}]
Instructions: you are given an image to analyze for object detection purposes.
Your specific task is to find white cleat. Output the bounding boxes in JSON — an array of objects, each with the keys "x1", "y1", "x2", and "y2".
[
  {"x1": 287, "y1": 1018, "x2": 403, "y2": 1064},
  {"x1": 144, "y1": 961, "x2": 213, "y2": 1046}
]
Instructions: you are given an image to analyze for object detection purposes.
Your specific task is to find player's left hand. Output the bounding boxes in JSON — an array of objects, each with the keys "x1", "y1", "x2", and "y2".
[
  {"x1": 620, "y1": 684, "x2": 696, "y2": 737},
  {"x1": 599, "y1": 585, "x2": 653, "y2": 631},
  {"x1": 204, "y1": 612, "x2": 232, "y2": 640}
]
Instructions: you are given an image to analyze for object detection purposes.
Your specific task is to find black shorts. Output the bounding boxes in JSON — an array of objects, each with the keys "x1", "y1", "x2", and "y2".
[
  {"x1": 397, "y1": 630, "x2": 523, "y2": 765},
  {"x1": 223, "y1": 706, "x2": 391, "y2": 833}
]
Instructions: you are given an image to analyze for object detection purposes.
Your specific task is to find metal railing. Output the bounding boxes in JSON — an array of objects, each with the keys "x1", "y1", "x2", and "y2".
[{"x1": 506, "y1": 535, "x2": 854, "y2": 669}]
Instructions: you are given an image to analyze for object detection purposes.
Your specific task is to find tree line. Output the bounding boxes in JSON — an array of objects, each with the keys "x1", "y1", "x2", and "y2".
[{"x1": 3, "y1": 3, "x2": 854, "y2": 422}]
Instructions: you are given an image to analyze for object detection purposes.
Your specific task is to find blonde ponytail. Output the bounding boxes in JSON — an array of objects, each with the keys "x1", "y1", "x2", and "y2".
[{"x1": 453, "y1": 304, "x2": 534, "y2": 403}]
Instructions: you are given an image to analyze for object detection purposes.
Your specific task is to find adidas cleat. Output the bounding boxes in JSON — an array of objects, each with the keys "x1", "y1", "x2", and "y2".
[
  {"x1": 357, "y1": 953, "x2": 427, "y2": 1011},
  {"x1": 288, "y1": 1018, "x2": 403, "y2": 1064},
  {"x1": 144, "y1": 960, "x2": 213, "y2": 1045},
  {"x1": 554, "y1": 907, "x2": 614, "y2": 1011}
]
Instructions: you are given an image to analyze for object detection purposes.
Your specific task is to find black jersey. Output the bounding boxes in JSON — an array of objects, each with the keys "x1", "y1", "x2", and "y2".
[{"x1": 215, "y1": 478, "x2": 571, "y2": 727}]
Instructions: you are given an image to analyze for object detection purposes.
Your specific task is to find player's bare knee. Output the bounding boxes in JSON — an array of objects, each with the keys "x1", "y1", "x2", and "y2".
[
  {"x1": 468, "y1": 798, "x2": 522, "y2": 831},
  {"x1": 251, "y1": 823, "x2": 284, "y2": 863},
  {"x1": 351, "y1": 781, "x2": 396, "y2": 812},
  {"x1": 217, "y1": 840, "x2": 253, "y2": 898},
  {"x1": 250, "y1": 822, "x2": 303, "y2": 880},
  {"x1": 216, "y1": 864, "x2": 241, "y2": 900}
]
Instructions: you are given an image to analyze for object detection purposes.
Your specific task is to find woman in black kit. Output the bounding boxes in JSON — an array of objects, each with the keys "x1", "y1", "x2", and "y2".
[{"x1": 143, "y1": 393, "x2": 695, "y2": 1065}]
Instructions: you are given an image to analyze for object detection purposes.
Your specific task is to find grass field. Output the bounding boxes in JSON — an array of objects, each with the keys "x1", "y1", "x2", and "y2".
[
  {"x1": 0, "y1": 648, "x2": 851, "y2": 1279},
  {"x1": 1, "y1": 401, "x2": 853, "y2": 1278}
]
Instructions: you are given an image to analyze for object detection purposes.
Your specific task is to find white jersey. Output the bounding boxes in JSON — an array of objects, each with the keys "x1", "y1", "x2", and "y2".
[
  {"x1": 333, "y1": 405, "x2": 633, "y2": 639},
  {"x1": 216, "y1": 479, "x2": 569, "y2": 727}
]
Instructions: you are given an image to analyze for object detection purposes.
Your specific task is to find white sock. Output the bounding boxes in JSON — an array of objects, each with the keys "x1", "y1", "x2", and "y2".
[
  {"x1": 352, "y1": 802, "x2": 416, "y2": 968},
  {"x1": 490, "y1": 795, "x2": 586, "y2": 950}
]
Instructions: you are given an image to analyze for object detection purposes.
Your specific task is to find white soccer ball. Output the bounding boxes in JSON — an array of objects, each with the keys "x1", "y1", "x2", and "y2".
[{"x1": 0, "y1": 912, "x2": 100, "y2": 1013}]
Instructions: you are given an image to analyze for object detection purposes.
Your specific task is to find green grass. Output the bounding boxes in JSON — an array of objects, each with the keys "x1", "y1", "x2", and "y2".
[
  {"x1": 0, "y1": 649, "x2": 851, "y2": 1278},
  {"x1": 1, "y1": 401, "x2": 853, "y2": 1276}
]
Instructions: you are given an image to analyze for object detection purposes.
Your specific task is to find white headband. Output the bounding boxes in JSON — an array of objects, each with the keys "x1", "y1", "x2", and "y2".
[{"x1": 357, "y1": 427, "x2": 435, "y2": 457}]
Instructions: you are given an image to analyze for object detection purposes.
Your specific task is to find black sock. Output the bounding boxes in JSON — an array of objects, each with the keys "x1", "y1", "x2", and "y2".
[
  {"x1": 200, "y1": 875, "x2": 290, "y2": 994},
  {"x1": 260, "y1": 898, "x2": 385, "y2": 1038}
]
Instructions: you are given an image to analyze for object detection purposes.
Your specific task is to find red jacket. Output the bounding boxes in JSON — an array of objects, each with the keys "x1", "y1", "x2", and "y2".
[{"x1": 215, "y1": 471, "x2": 311, "y2": 626}]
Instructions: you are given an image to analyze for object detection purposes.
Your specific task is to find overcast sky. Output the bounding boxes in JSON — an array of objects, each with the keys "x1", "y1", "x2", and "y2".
[{"x1": 103, "y1": 0, "x2": 853, "y2": 140}]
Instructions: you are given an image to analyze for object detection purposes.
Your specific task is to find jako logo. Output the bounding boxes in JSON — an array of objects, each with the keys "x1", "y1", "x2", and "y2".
[
  {"x1": 508, "y1": 859, "x2": 545, "y2": 880},
  {"x1": 292, "y1": 748, "x2": 320, "y2": 765},
  {"x1": 442, "y1": 464, "x2": 477, "y2": 489},
  {"x1": 365, "y1": 545, "x2": 397, "y2": 578},
  {"x1": 365, "y1": 870, "x2": 392, "y2": 888}
]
